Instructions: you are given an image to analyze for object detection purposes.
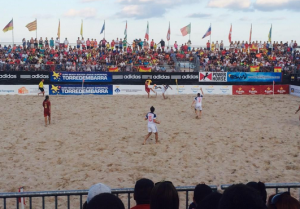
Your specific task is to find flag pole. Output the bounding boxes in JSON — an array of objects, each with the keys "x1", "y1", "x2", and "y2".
[
  {"x1": 36, "y1": 18, "x2": 37, "y2": 40},
  {"x1": 189, "y1": 22, "x2": 191, "y2": 42},
  {"x1": 210, "y1": 23, "x2": 211, "y2": 51},
  {"x1": 168, "y1": 21, "x2": 170, "y2": 47},
  {"x1": 12, "y1": 18, "x2": 14, "y2": 45},
  {"x1": 104, "y1": 20, "x2": 105, "y2": 39}
]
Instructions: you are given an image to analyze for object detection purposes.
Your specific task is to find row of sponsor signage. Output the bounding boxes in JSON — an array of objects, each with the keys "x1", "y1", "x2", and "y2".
[
  {"x1": 290, "y1": 85, "x2": 300, "y2": 97},
  {"x1": 0, "y1": 84, "x2": 291, "y2": 96},
  {"x1": 0, "y1": 72, "x2": 282, "y2": 83}
]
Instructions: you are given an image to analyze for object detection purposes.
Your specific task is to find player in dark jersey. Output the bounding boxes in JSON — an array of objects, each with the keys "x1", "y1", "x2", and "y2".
[{"x1": 43, "y1": 95, "x2": 51, "y2": 126}]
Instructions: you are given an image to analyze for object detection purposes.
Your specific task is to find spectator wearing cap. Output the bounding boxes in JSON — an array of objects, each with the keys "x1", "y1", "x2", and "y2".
[
  {"x1": 267, "y1": 192, "x2": 300, "y2": 209},
  {"x1": 188, "y1": 184, "x2": 212, "y2": 209},
  {"x1": 87, "y1": 193, "x2": 125, "y2": 209},
  {"x1": 83, "y1": 183, "x2": 111, "y2": 209},
  {"x1": 131, "y1": 178, "x2": 154, "y2": 209}
]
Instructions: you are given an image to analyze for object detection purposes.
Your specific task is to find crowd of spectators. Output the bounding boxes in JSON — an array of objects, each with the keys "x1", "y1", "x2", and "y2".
[
  {"x1": 83, "y1": 179, "x2": 300, "y2": 209},
  {"x1": 0, "y1": 37, "x2": 299, "y2": 73}
]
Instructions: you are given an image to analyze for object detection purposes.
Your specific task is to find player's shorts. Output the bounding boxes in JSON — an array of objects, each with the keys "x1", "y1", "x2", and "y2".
[
  {"x1": 39, "y1": 87, "x2": 44, "y2": 92},
  {"x1": 148, "y1": 124, "x2": 158, "y2": 133},
  {"x1": 145, "y1": 87, "x2": 150, "y2": 93},
  {"x1": 162, "y1": 88, "x2": 167, "y2": 93},
  {"x1": 44, "y1": 111, "x2": 50, "y2": 117},
  {"x1": 195, "y1": 105, "x2": 202, "y2": 111}
]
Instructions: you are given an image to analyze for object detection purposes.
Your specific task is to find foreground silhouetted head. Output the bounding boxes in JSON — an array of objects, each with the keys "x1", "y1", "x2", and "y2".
[
  {"x1": 246, "y1": 181, "x2": 267, "y2": 204},
  {"x1": 150, "y1": 181, "x2": 179, "y2": 209},
  {"x1": 134, "y1": 178, "x2": 154, "y2": 205},
  {"x1": 87, "y1": 193, "x2": 125, "y2": 209},
  {"x1": 193, "y1": 184, "x2": 213, "y2": 206}
]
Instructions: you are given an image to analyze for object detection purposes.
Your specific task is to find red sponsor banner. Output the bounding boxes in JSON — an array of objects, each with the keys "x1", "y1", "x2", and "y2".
[
  {"x1": 260, "y1": 85, "x2": 274, "y2": 95},
  {"x1": 232, "y1": 85, "x2": 259, "y2": 95},
  {"x1": 233, "y1": 85, "x2": 289, "y2": 95},
  {"x1": 274, "y1": 85, "x2": 289, "y2": 94}
]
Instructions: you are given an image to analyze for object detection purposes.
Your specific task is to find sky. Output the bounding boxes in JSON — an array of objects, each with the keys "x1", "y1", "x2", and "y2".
[{"x1": 0, "y1": 0, "x2": 299, "y2": 46}]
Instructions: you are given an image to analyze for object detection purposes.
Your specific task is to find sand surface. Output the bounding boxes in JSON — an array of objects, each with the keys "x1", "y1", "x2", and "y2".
[{"x1": 0, "y1": 94, "x2": 300, "y2": 205}]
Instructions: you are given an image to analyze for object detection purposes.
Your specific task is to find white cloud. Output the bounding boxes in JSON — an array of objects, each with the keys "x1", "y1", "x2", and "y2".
[
  {"x1": 208, "y1": 0, "x2": 251, "y2": 9},
  {"x1": 254, "y1": 0, "x2": 300, "y2": 11},
  {"x1": 63, "y1": 8, "x2": 97, "y2": 18}
]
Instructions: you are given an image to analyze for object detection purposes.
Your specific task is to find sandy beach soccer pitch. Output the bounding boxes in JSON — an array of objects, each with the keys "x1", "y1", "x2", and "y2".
[{"x1": 0, "y1": 94, "x2": 299, "y2": 193}]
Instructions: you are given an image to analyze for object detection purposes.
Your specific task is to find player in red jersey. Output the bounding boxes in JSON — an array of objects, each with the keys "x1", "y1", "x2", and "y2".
[
  {"x1": 295, "y1": 105, "x2": 300, "y2": 124},
  {"x1": 43, "y1": 96, "x2": 51, "y2": 126}
]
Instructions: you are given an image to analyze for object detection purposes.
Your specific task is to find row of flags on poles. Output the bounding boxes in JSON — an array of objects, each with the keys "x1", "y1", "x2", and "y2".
[{"x1": 2, "y1": 18, "x2": 274, "y2": 43}]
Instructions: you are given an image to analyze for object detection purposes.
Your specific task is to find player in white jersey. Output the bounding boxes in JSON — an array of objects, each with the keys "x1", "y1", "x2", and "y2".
[
  {"x1": 143, "y1": 106, "x2": 160, "y2": 145},
  {"x1": 162, "y1": 84, "x2": 172, "y2": 99},
  {"x1": 191, "y1": 88, "x2": 204, "y2": 119}
]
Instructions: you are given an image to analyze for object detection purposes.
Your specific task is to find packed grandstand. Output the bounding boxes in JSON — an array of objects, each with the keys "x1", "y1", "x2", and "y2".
[{"x1": 0, "y1": 37, "x2": 299, "y2": 73}]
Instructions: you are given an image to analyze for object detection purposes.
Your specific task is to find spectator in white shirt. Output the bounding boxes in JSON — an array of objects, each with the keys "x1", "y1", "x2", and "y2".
[
  {"x1": 55, "y1": 38, "x2": 60, "y2": 48},
  {"x1": 64, "y1": 38, "x2": 69, "y2": 49}
]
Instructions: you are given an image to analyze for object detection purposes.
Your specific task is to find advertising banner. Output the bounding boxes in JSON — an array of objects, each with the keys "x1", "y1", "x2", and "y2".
[
  {"x1": 49, "y1": 85, "x2": 113, "y2": 95},
  {"x1": 199, "y1": 72, "x2": 227, "y2": 82},
  {"x1": 113, "y1": 85, "x2": 145, "y2": 95},
  {"x1": 233, "y1": 85, "x2": 289, "y2": 95},
  {"x1": 290, "y1": 85, "x2": 300, "y2": 97},
  {"x1": 50, "y1": 72, "x2": 112, "y2": 82},
  {"x1": 0, "y1": 72, "x2": 18, "y2": 81},
  {"x1": 227, "y1": 72, "x2": 281, "y2": 82},
  {"x1": 0, "y1": 85, "x2": 49, "y2": 95}
]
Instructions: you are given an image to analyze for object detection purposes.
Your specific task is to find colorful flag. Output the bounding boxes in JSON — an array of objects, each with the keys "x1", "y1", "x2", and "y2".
[
  {"x1": 180, "y1": 23, "x2": 191, "y2": 36},
  {"x1": 249, "y1": 24, "x2": 252, "y2": 43},
  {"x1": 145, "y1": 21, "x2": 149, "y2": 41},
  {"x1": 3, "y1": 19, "x2": 13, "y2": 33},
  {"x1": 274, "y1": 67, "x2": 282, "y2": 72},
  {"x1": 228, "y1": 24, "x2": 232, "y2": 43},
  {"x1": 80, "y1": 20, "x2": 83, "y2": 37},
  {"x1": 100, "y1": 20, "x2": 105, "y2": 34},
  {"x1": 250, "y1": 66, "x2": 260, "y2": 72},
  {"x1": 25, "y1": 20, "x2": 37, "y2": 31},
  {"x1": 57, "y1": 19, "x2": 60, "y2": 38},
  {"x1": 202, "y1": 25, "x2": 211, "y2": 39},
  {"x1": 268, "y1": 24, "x2": 272, "y2": 42},
  {"x1": 109, "y1": 67, "x2": 119, "y2": 72},
  {"x1": 139, "y1": 66, "x2": 151, "y2": 72},
  {"x1": 124, "y1": 21, "x2": 127, "y2": 40},
  {"x1": 167, "y1": 22, "x2": 171, "y2": 41}
]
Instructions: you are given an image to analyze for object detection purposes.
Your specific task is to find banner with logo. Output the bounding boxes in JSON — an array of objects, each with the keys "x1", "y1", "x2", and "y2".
[
  {"x1": 227, "y1": 72, "x2": 281, "y2": 82},
  {"x1": 199, "y1": 72, "x2": 227, "y2": 82},
  {"x1": 50, "y1": 72, "x2": 112, "y2": 82},
  {"x1": 0, "y1": 85, "x2": 49, "y2": 95},
  {"x1": 49, "y1": 85, "x2": 113, "y2": 95},
  {"x1": 233, "y1": 85, "x2": 289, "y2": 95},
  {"x1": 0, "y1": 72, "x2": 18, "y2": 81},
  {"x1": 113, "y1": 85, "x2": 233, "y2": 95},
  {"x1": 290, "y1": 85, "x2": 300, "y2": 97}
]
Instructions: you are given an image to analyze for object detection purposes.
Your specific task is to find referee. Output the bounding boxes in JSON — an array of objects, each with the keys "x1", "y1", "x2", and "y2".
[{"x1": 38, "y1": 79, "x2": 45, "y2": 96}]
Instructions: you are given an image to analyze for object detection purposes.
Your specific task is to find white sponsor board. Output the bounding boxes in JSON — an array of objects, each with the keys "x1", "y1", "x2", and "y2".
[
  {"x1": 113, "y1": 85, "x2": 232, "y2": 95},
  {"x1": 0, "y1": 85, "x2": 49, "y2": 95},
  {"x1": 290, "y1": 85, "x2": 300, "y2": 97}
]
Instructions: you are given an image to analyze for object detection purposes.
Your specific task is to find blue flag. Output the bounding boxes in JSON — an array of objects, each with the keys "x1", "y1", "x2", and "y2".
[{"x1": 100, "y1": 21, "x2": 105, "y2": 34}]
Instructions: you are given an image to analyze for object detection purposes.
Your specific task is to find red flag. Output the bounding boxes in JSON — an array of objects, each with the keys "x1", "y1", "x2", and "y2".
[
  {"x1": 145, "y1": 22, "x2": 149, "y2": 41},
  {"x1": 228, "y1": 24, "x2": 232, "y2": 43},
  {"x1": 167, "y1": 22, "x2": 170, "y2": 41}
]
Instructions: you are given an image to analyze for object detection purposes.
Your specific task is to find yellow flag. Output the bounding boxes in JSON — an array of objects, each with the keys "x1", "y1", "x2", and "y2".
[
  {"x1": 57, "y1": 19, "x2": 60, "y2": 38},
  {"x1": 80, "y1": 20, "x2": 83, "y2": 37}
]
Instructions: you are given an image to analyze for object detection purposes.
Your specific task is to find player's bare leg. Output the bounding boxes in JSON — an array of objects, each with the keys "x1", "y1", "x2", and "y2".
[
  {"x1": 48, "y1": 116, "x2": 51, "y2": 125},
  {"x1": 143, "y1": 133, "x2": 152, "y2": 145},
  {"x1": 199, "y1": 110, "x2": 202, "y2": 119},
  {"x1": 147, "y1": 92, "x2": 150, "y2": 98},
  {"x1": 195, "y1": 110, "x2": 198, "y2": 119},
  {"x1": 163, "y1": 93, "x2": 166, "y2": 99},
  {"x1": 155, "y1": 133, "x2": 159, "y2": 144},
  {"x1": 44, "y1": 117, "x2": 47, "y2": 126},
  {"x1": 43, "y1": 91, "x2": 45, "y2": 96}
]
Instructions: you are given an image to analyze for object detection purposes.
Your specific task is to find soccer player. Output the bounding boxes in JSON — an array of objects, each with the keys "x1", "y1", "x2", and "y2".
[
  {"x1": 162, "y1": 84, "x2": 172, "y2": 99},
  {"x1": 295, "y1": 105, "x2": 300, "y2": 123},
  {"x1": 143, "y1": 106, "x2": 160, "y2": 145},
  {"x1": 38, "y1": 79, "x2": 45, "y2": 96},
  {"x1": 43, "y1": 95, "x2": 51, "y2": 126},
  {"x1": 191, "y1": 88, "x2": 204, "y2": 119},
  {"x1": 145, "y1": 77, "x2": 156, "y2": 98}
]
